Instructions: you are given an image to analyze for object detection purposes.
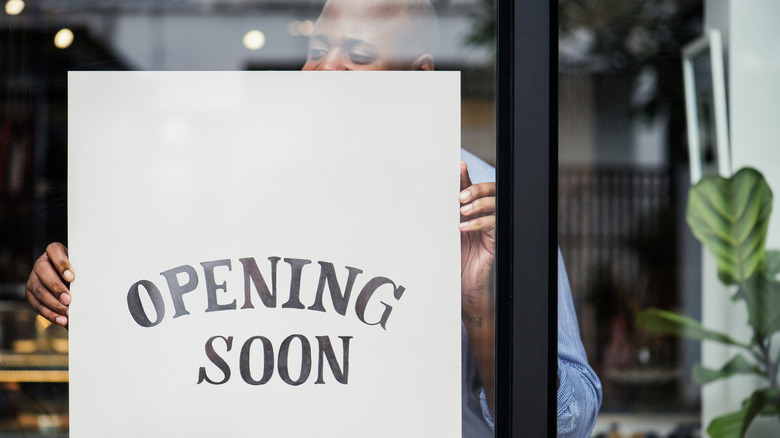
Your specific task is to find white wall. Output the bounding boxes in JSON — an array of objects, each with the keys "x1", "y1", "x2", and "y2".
[
  {"x1": 727, "y1": 5, "x2": 780, "y2": 433},
  {"x1": 703, "y1": 1, "x2": 780, "y2": 435},
  {"x1": 729, "y1": 0, "x2": 780, "y2": 205}
]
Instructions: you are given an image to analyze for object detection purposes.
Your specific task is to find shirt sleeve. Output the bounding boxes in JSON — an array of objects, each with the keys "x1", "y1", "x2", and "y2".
[
  {"x1": 460, "y1": 151, "x2": 601, "y2": 435},
  {"x1": 557, "y1": 249, "x2": 602, "y2": 436},
  {"x1": 468, "y1": 250, "x2": 602, "y2": 437}
]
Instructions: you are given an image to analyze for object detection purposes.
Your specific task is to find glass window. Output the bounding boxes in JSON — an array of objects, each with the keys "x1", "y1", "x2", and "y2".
[
  {"x1": 1, "y1": 0, "x2": 498, "y2": 435},
  {"x1": 559, "y1": 0, "x2": 704, "y2": 434}
]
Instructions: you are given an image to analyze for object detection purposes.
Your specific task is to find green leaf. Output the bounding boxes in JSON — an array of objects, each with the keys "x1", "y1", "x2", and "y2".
[
  {"x1": 743, "y1": 273, "x2": 780, "y2": 337},
  {"x1": 760, "y1": 400, "x2": 780, "y2": 416},
  {"x1": 708, "y1": 408, "x2": 745, "y2": 438},
  {"x1": 766, "y1": 250, "x2": 780, "y2": 278},
  {"x1": 636, "y1": 308, "x2": 750, "y2": 348},
  {"x1": 687, "y1": 168, "x2": 773, "y2": 285},
  {"x1": 741, "y1": 389, "x2": 780, "y2": 436},
  {"x1": 693, "y1": 354, "x2": 764, "y2": 385},
  {"x1": 707, "y1": 389, "x2": 780, "y2": 438},
  {"x1": 776, "y1": 347, "x2": 780, "y2": 371}
]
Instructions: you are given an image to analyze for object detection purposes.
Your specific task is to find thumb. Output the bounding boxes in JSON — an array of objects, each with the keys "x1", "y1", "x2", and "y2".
[{"x1": 460, "y1": 160, "x2": 473, "y2": 192}]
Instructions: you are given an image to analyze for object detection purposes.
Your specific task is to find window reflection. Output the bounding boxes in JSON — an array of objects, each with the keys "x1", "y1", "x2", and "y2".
[
  {"x1": 0, "y1": 0, "x2": 496, "y2": 435},
  {"x1": 559, "y1": 0, "x2": 705, "y2": 436}
]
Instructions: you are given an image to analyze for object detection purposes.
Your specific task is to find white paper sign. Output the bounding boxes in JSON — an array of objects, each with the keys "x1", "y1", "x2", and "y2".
[{"x1": 68, "y1": 71, "x2": 461, "y2": 437}]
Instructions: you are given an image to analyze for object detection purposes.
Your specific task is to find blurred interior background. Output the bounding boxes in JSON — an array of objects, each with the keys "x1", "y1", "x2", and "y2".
[
  {"x1": 1, "y1": 1, "x2": 496, "y2": 436},
  {"x1": 560, "y1": 1, "x2": 780, "y2": 437}
]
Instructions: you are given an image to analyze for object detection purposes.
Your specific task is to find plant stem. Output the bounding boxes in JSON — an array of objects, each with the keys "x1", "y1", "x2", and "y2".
[
  {"x1": 755, "y1": 331, "x2": 777, "y2": 388},
  {"x1": 769, "y1": 338, "x2": 778, "y2": 389},
  {"x1": 738, "y1": 283, "x2": 778, "y2": 387}
]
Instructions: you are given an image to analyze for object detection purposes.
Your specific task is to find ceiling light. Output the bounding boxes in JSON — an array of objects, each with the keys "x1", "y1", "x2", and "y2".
[
  {"x1": 5, "y1": 0, "x2": 24, "y2": 15},
  {"x1": 243, "y1": 30, "x2": 266, "y2": 50},
  {"x1": 54, "y1": 28, "x2": 74, "y2": 49}
]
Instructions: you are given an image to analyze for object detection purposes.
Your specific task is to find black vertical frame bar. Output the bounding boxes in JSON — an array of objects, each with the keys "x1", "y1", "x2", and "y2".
[{"x1": 495, "y1": 0, "x2": 557, "y2": 436}]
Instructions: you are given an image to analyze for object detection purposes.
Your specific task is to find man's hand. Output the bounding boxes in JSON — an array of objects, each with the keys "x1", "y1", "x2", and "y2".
[
  {"x1": 26, "y1": 242, "x2": 73, "y2": 327},
  {"x1": 459, "y1": 160, "x2": 496, "y2": 417},
  {"x1": 459, "y1": 160, "x2": 495, "y2": 314}
]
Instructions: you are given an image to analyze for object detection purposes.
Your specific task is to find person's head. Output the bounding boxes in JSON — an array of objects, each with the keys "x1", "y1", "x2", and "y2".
[{"x1": 302, "y1": 0, "x2": 439, "y2": 71}]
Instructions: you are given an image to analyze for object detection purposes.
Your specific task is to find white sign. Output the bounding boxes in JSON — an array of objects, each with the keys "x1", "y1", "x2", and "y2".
[{"x1": 68, "y1": 71, "x2": 461, "y2": 437}]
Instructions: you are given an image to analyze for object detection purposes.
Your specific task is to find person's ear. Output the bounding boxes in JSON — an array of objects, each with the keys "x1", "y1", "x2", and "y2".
[{"x1": 411, "y1": 54, "x2": 434, "y2": 71}]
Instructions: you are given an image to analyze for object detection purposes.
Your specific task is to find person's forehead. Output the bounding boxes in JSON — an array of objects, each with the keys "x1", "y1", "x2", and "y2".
[
  {"x1": 320, "y1": 0, "x2": 407, "y2": 21},
  {"x1": 315, "y1": 0, "x2": 411, "y2": 38}
]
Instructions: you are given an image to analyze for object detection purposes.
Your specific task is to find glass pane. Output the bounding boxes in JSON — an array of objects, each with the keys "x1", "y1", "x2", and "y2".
[
  {"x1": 0, "y1": 0, "x2": 497, "y2": 436},
  {"x1": 554, "y1": 1, "x2": 778, "y2": 436}
]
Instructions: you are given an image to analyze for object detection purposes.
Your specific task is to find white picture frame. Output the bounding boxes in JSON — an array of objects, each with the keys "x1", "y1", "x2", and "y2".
[{"x1": 682, "y1": 29, "x2": 732, "y2": 183}]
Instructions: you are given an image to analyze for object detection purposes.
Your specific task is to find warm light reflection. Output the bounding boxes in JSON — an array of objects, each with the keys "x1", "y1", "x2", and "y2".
[
  {"x1": 54, "y1": 28, "x2": 74, "y2": 49},
  {"x1": 243, "y1": 30, "x2": 266, "y2": 50},
  {"x1": 298, "y1": 20, "x2": 314, "y2": 37},
  {"x1": 36, "y1": 315, "x2": 52, "y2": 332},
  {"x1": 288, "y1": 20, "x2": 314, "y2": 37},
  {"x1": 287, "y1": 21, "x2": 300, "y2": 37},
  {"x1": 4, "y1": 0, "x2": 24, "y2": 15}
]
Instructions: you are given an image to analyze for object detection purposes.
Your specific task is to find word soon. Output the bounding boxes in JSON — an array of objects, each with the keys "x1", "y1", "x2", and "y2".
[
  {"x1": 126, "y1": 257, "x2": 406, "y2": 330},
  {"x1": 198, "y1": 334, "x2": 352, "y2": 386}
]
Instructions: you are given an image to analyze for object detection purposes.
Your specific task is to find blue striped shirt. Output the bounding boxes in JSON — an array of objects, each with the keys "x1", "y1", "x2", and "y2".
[{"x1": 460, "y1": 149, "x2": 602, "y2": 437}]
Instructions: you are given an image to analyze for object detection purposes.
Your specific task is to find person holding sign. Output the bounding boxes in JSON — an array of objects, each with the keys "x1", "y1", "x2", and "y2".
[{"x1": 25, "y1": 0, "x2": 601, "y2": 436}]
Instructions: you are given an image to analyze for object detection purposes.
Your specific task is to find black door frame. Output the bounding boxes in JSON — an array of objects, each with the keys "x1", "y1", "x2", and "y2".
[{"x1": 495, "y1": 0, "x2": 557, "y2": 435}]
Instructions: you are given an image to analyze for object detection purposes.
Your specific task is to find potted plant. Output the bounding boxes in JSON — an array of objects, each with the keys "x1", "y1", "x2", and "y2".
[{"x1": 637, "y1": 167, "x2": 780, "y2": 438}]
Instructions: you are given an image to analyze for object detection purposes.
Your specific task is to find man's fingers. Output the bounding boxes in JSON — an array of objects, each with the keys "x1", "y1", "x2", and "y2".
[
  {"x1": 459, "y1": 214, "x2": 496, "y2": 233},
  {"x1": 460, "y1": 196, "x2": 496, "y2": 217},
  {"x1": 28, "y1": 268, "x2": 70, "y2": 312},
  {"x1": 45, "y1": 242, "x2": 74, "y2": 282},
  {"x1": 27, "y1": 294, "x2": 68, "y2": 327},
  {"x1": 32, "y1": 257, "x2": 72, "y2": 306},
  {"x1": 26, "y1": 244, "x2": 73, "y2": 328},
  {"x1": 26, "y1": 275, "x2": 69, "y2": 326},
  {"x1": 459, "y1": 182, "x2": 496, "y2": 205}
]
